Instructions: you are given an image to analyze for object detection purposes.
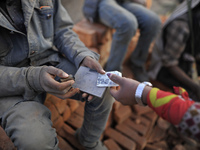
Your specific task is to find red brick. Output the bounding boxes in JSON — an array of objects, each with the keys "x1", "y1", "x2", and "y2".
[
  {"x1": 99, "y1": 28, "x2": 112, "y2": 44},
  {"x1": 53, "y1": 116, "x2": 64, "y2": 133},
  {"x1": 104, "y1": 127, "x2": 136, "y2": 150},
  {"x1": 56, "y1": 100, "x2": 68, "y2": 115},
  {"x1": 62, "y1": 105, "x2": 71, "y2": 122},
  {"x1": 143, "y1": 112, "x2": 158, "y2": 138},
  {"x1": 58, "y1": 124, "x2": 84, "y2": 150},
  {"x1": 153, "y1": 141, "x2": 169, "y2": 150},
  {"x1": 145, "y1": 144, "x2": 163, "y2": 150},
  {"x1": 67, "y1": 99, "x2": 79, "y2": 113},
  {"x1": 112, "y1": 101, "x2": 121, "y2": 111},
  {"x1": 76, "y1": 19, "x2": 111, "y2": 44},
  {"x1": 114, "y1": 105, "x2": 132, "y2": 124},
  {"x1": 74, "y1": 103, "x2": 84, "y2": 117},
  {"x1": 124, "y1": 119, "x2": 148, "y2": 136},
  {"x1": 79, "y1": 101, "x2": 86, "y2": 107},
  {"x1": 47, "y1": 95, "x2": 67, "y2": 115},
  {"x1": 73, "y1": 19, "x2": 111, "y2": 47},
  {"x1": 0, "y1": 126, "x2": 16, "y2": 150},
  {"x1": 146, "y1": 0, "x2": 152, "y2": 8},
  {"x1": 47, "y1": 94, "x2": 62, "y2": 104},
  {"x1": 57, "y1": 135, "x2": 74, "y2": 150},
  {"x1": 132, "y1": 105, "x2": 153, "y2": 115},
  {"x1": 66, "y1": 113, "x2": 83, "y2": 129},
  {"x1": 73, "y1": 24, "x2": 97, "y2": 47},
  {"x1": 130, "y1": 113, "x2": 151, "y2": 127},
  {"x1": 104, "y1": 139, "x2": 122, "y2": 150},
  {"x1": 116, "y1": 123, "x2": 147, "y2": 150},
  {"x1": 157, "y1": 117, "x2": 171, "y2": 131},
  {"x1": 45, "y1": 93, "x2": 52, "y2": 100},
  {"x1": 44, "y1": 99, "x2": 60, "y2": 122},
  {"x1": 147, "y1": 126, "x2": 167, "y2": 143}
]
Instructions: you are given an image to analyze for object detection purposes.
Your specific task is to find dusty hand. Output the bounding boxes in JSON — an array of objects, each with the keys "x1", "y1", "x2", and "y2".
[
  {"x1": 81, "y1": 56, "x2": 105, "y2": 74},
  {"x1": 80, "y1": 56, "x2": 106, "y2": 100},
  {"x1": 40, "y1": 66, "x2": 79, "y2": 99},
  {"x1": 108, "y1": 73, "x2": 140, "y2": 105}
]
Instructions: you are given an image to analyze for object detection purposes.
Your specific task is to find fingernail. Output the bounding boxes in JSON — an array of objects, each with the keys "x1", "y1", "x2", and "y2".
[
  {"x1": 102, "y1": 70, "x2": 106, "y2": 74},
  {"x1": 63, "y1": 73, "x2": 69, "y2": 78},
  {"x1": 107, "y1": 73, "x2": 111, "y2": 77}
]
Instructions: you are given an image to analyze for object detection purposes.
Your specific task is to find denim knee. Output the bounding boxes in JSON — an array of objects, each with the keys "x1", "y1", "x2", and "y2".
[
  {"x1": 114, "y1": 16, "x2": 137, "y2": 42},
  {"x1": 2, "y1": 101, "x2": 59, "y2": 150},
  {"x1": 78, "y1": 88, "x2": 114, "y2": 147},
  {"x1": 13, "y1": 126, "x2": 59, "y2": 150},
  {"x1": 140, "y1": 14, "x2": 161, "y2": 36}
]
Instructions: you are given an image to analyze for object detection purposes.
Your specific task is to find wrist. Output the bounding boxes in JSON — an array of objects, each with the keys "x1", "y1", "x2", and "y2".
[
  {"x1": 135, "y1": 82, "x2": 152, "y2": 106},
  {"x1": 142, "y1": 86, "x2": 152, "y2": 105}
]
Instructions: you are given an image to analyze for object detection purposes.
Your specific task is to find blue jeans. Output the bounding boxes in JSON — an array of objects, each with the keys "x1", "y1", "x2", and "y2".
[
  {"x1": 0, "y1": 56, "x2": 114, "y2": 149},
  {"x1": 99, "y1": 0, "x2": 161, "y2": 71}
]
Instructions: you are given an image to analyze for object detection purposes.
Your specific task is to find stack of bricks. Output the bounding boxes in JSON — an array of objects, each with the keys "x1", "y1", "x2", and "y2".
[
  {"x1": 44, "y1": 92, "x2": 199, "y2": 150},
  {"x1": 73, "y1": 18, "x2": 112, "y2": 68},
  {"x1": 44, "y1": 94, "x2": 85, "y2": 150}
]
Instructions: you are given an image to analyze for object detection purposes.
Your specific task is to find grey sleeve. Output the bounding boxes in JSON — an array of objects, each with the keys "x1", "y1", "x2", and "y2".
[
  {"x1": 0, "y1": 66, "x2": 44, "y2": 100},
  {"x1": 53, "y1": 0, "x2": 99, "y2": 68}
]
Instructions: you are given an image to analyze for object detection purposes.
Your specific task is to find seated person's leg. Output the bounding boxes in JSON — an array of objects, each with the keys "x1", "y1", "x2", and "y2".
[
  {"x1": 1, "y1": 99, "x2": 59, "y2": 150},
  {"x1": 76, "y1": 88, "x2": 114, "y2": 149},
  {"x1": 122, "y1": 2, "x2": 161, "y2": 81},
  {"x1": 99, "y1": 0, "x2": 137, "y2": 71},
  {"x1": 55, "y1": 56, "x2": 115, "y2": 149}
]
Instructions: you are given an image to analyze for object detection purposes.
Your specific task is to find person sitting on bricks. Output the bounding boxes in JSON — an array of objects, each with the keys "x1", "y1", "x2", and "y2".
[
  {"x1": 83, "y1": 0, "x2": 161, "y2": 82},
  {"x1": 0, "y1": 0, "x2": 114, "y2": 149},
  {"x1": 148, "y1": 0, "x2": 200, "y2": 101}
]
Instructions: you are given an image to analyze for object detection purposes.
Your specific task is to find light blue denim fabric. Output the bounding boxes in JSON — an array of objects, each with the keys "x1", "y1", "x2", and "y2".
[
  {"x1": 98, "y1": 0, "x2": 161, "y2": 71},
  {"x1": 1, "y1": 100, "x2": 59, "y2": 150}
]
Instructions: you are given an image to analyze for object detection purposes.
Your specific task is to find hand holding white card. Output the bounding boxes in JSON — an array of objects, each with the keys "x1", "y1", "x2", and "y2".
[{"x1": 97, "y1": 71, "x2": 122, "y2": 87}]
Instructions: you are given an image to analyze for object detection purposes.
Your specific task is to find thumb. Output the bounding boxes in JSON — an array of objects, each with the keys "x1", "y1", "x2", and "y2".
[
  {"x1": 109, "y1": 86, "x2": 119, "y2": 98},
  {"x1": 107, "y1": 73, "x2": 123, "y2": 86},
  {"x1": 46, "y1": 66, "x2": 69, "y2": 78}
]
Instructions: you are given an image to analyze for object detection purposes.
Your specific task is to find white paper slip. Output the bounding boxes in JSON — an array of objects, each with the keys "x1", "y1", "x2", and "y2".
[{"x1": 97, "y1": 71, "x2": 122, "y2": 87}]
